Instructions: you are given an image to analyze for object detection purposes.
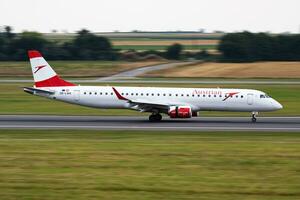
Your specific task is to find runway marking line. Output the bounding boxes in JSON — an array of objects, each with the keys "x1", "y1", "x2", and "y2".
[{"x1": 0, "y1": 125, "x2": 300, "y2": 131}]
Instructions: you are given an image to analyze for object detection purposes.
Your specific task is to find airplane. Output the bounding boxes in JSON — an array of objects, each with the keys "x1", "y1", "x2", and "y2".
[{"x1": 24, "y1": 50, "x2": 283, "y2": 122}]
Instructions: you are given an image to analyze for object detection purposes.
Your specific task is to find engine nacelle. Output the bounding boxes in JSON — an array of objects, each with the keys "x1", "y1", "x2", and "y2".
[{"x1": 168, "y1": 106, "x2": 192, "y2": 118}]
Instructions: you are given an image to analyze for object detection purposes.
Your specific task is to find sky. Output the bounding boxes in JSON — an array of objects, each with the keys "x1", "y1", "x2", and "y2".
[{"x1": 1, "y1": 0, "x2": 300, "y2": 33}]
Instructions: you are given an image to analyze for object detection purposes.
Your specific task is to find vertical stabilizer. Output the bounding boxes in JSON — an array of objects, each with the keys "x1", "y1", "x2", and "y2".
[{"x1": 28, "y1": 50, "x2": 75, "y2": 87}]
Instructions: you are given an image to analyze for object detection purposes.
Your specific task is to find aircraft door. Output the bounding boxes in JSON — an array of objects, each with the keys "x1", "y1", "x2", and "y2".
[
  {"x1": 74, "y1": 90, "x2": 80, "y2": 101},
  {"x1": 247, "y1": 93, "x2": 253, "y2": 105}
]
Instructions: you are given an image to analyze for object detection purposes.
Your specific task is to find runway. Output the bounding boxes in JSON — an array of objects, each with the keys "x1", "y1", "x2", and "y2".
[{"x1": 0, "y1": 115, "x2": 300, "y2": 132}]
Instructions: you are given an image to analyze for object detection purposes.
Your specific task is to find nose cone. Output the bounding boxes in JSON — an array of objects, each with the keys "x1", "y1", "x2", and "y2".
[{"x1": 272, "y1": 100, "x2": 283, "y2": 110}]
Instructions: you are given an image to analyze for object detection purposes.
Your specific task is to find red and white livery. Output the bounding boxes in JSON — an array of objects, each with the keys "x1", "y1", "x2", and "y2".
[
  {"x1": 29, "y1": 51, "x2": 75, "y2": 87},
  {"x1": 24, "y1": 50, "x2": 283, "y2": 122}
]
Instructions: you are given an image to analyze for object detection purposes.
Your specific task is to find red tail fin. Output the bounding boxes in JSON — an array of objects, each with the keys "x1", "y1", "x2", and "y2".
[{"x1": 28, "y1": 50, "x2": 75, "y2": 87}]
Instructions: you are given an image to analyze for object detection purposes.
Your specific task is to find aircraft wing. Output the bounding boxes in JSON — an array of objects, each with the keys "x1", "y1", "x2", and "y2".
[
  {"x1": 112, "y1": 87, "x2": 185, "y2": 112},
  {"x1": 128, "y1": 99, "x2": 171, "y2": 112}
]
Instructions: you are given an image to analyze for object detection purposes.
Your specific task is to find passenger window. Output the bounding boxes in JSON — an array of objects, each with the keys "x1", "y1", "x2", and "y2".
[
  {"x1": 241, "y1": 95, "x2": 244, "y2": 98},
  {"x1": 84, "y1": 92, "x2": 86, "y2": 95},
  {"x1": 89, "y1": 92, "x2": 92, "y2": 95},
  {"x1": 169, "y1": 94, "x2": 172, "y2": 96}
]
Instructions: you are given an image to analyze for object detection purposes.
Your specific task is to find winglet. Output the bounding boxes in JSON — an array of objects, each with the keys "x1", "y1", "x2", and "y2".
[{"x1": 112, "y1": 87, "x2": 128, "y2": 100}]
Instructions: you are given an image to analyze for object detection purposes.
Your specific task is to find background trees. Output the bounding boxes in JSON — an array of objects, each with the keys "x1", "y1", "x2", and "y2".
[
  {"x1": 219, "y1": 32, "x2": 300, "y2": 62},
  {"x1": 1, "y1": 26, "x2": 300, "y2": 62},
  {"x1": 166, "y1": 43, "x2": 183, "y2": 60},
  {"x1": 0, "y1": 26, "x2": 116, "y2": 61},
  {"x1": 65, "y1": 29, "x2": 115, "y2": 60}
]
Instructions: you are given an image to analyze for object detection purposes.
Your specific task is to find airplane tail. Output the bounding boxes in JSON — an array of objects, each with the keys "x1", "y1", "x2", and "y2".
[{"x1": 28, "y1": 50, "x2": 75, "y2": 87}]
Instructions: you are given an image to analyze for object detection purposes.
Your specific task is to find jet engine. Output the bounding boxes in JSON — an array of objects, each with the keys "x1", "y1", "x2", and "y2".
[{"x1": 168, "y1": 106, "x2": 192, "y2": 118}]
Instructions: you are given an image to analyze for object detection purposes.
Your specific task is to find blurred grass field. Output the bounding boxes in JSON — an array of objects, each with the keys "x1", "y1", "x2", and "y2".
[
  {"x1": 0, "y1": 61, "x2": 165, "y2": 78},
  {"x1": 0, "y1": 82, "x2": 298, "y2": 116},
  {"x1": 114, "y1": 44, "x2": 216, "y2": 51},
  {"x1": 44, "y1": 32, "x2": 220, "y2": 51},
  {"x1": 145, "y1": 62, "x2": 300, "y2": 78},
  {"x1": 0, "y1": 130, "x2": 299, "y2": 200}
]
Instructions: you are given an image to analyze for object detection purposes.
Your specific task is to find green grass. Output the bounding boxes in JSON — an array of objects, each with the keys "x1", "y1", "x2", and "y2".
[
  {"x1": 115, "y1": 45, "x2": 217, "y2": 51},
  {"x1": 0, "y1": 83, "x2": 138, "y2": 116},
  {"x1": 0, "y1": 82, "x2": 299, "y2": 116},
  {"x1": 0, "y1": 130, "x2": 300, "y2": 200}
]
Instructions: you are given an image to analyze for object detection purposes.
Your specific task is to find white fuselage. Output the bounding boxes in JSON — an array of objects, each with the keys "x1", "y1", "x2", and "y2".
[{"x1": 35, "y1": 86, "x2": 283, "y2": 113}]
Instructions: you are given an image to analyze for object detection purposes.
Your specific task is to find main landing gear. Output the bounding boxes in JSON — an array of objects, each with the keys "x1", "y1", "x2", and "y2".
[
  {"x1": 149, "y1": 113, "x2": 162, "y2": 122},
  {"x1": 251, "y1": 112, "x2": 258, "y2": 123}
]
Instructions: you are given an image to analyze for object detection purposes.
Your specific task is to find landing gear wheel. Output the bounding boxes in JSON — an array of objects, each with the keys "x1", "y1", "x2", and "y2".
[
  {"x1": 157, "y1": 114, "x2": 162, "y2": 121},
  {"x1": 149, "y1": 114, "x2": 162, "y2": 122},
  {"x1": 251, "y1": 112, "x2": 258, "y2": 123}
]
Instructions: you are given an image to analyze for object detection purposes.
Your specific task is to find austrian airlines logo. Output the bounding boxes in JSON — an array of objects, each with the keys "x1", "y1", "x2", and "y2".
[
  {"x1": 223, "y1": 92, "x2": 239, "y2": 101},
  {"x1": 34, "y1": 65, "x2": 47, "y2": 74}
]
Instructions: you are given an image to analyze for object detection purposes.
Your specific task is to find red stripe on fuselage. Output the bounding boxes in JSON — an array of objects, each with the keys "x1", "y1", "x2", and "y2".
[{"x1": 35, "y1": 75, "x2": 75, "y2": 87}]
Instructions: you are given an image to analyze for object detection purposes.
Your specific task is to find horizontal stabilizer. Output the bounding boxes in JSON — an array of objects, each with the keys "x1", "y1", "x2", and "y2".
[{"x1": 23, "y1": 87, "x2": 55, "y2": 95}]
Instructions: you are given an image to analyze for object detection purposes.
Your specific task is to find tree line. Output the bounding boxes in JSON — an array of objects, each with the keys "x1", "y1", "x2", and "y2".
[
  {"x1": 0, "y1": 27, "x2": 117, "y2": 61},
  {"x1": 218, "y1": 32, "x2": 300, "y2": 62},
  {"x1": 1, "y1": 26, "x2": 300, "y2": 62},
  {"x1": 0, "y1": 26, "x2": 189, "y2": 61}
]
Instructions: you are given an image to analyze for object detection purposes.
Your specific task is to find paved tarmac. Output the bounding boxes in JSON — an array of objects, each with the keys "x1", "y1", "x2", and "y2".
[
  {"x1": 0, "y1": 115, "x2": 299, "y2": 132},
  {"x1": 97, "y1": 62, "x2": 192, "y2": 81}
]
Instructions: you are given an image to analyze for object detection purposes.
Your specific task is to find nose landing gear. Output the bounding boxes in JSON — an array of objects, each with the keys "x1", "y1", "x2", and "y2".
[
  {"x1": 149, "y1": 113, "x2": 162, "y2": 122},
  {"x1": 251, "y1": 112, "x2": 258, "y2": 123}
]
